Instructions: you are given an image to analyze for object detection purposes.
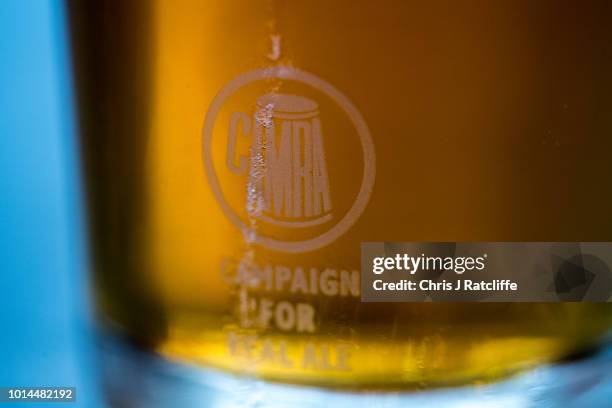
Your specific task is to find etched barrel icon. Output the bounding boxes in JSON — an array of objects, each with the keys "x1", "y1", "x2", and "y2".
[{"x1": 228, "y1": 93, "x2": 333, "y2": 228}]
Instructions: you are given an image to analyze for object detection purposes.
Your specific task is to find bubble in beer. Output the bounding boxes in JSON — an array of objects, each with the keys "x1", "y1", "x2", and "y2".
[{"x1": 255, "y1": 102, "x2": 274, "y2": 129}]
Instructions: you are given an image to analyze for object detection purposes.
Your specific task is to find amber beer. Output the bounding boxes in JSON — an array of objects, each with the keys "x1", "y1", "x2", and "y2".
[{"x1": 68, "y1": 0, "x2": 612, "y2": 388}]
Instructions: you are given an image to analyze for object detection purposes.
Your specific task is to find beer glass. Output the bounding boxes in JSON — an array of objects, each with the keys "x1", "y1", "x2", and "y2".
[{"x1": 68, "y1": 0, "x2": 612, "y2": 392}]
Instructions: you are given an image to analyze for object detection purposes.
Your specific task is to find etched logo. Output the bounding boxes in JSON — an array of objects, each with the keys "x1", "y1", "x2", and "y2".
[
  {"x1": 228, "y1": 93, "x2": 333, "y2": 227},
  {"x1": 203, "y1": 66, "x2": 375, "y2": 253}
]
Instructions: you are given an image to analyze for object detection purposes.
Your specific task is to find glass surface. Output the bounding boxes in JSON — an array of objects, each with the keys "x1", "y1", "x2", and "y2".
[
  {"x1": 68, "y1": 0, "x2": 612, "y2": 390},
  {"x1": 101, "y1": 334, "x2": 612, "y2": 407}
]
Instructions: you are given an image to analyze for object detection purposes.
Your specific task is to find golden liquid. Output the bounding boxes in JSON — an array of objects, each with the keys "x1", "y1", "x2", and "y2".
[{"x1": 68, "y1": 0, "x2": 612, "y2": 388}]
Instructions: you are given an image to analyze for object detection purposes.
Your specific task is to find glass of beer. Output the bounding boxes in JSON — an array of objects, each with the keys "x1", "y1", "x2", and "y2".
[{"x1": 67, "y1": 0, "x2": 612, "y2": 402}]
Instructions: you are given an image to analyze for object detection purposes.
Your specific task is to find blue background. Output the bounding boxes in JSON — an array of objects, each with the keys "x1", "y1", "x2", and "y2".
[{"x1": 0, "y1": 0, "x2": 100, "y2": 406}]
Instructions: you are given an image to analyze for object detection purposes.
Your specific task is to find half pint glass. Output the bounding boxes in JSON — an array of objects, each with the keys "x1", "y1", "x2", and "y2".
[{"x1": 68, "y1": 0, "x2": 612, "y2": 388}]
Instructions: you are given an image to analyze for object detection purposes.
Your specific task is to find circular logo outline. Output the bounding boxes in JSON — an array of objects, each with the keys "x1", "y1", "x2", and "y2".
[{"x1": 202, "y1": 66, "x2": 376, "y2": 253}]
